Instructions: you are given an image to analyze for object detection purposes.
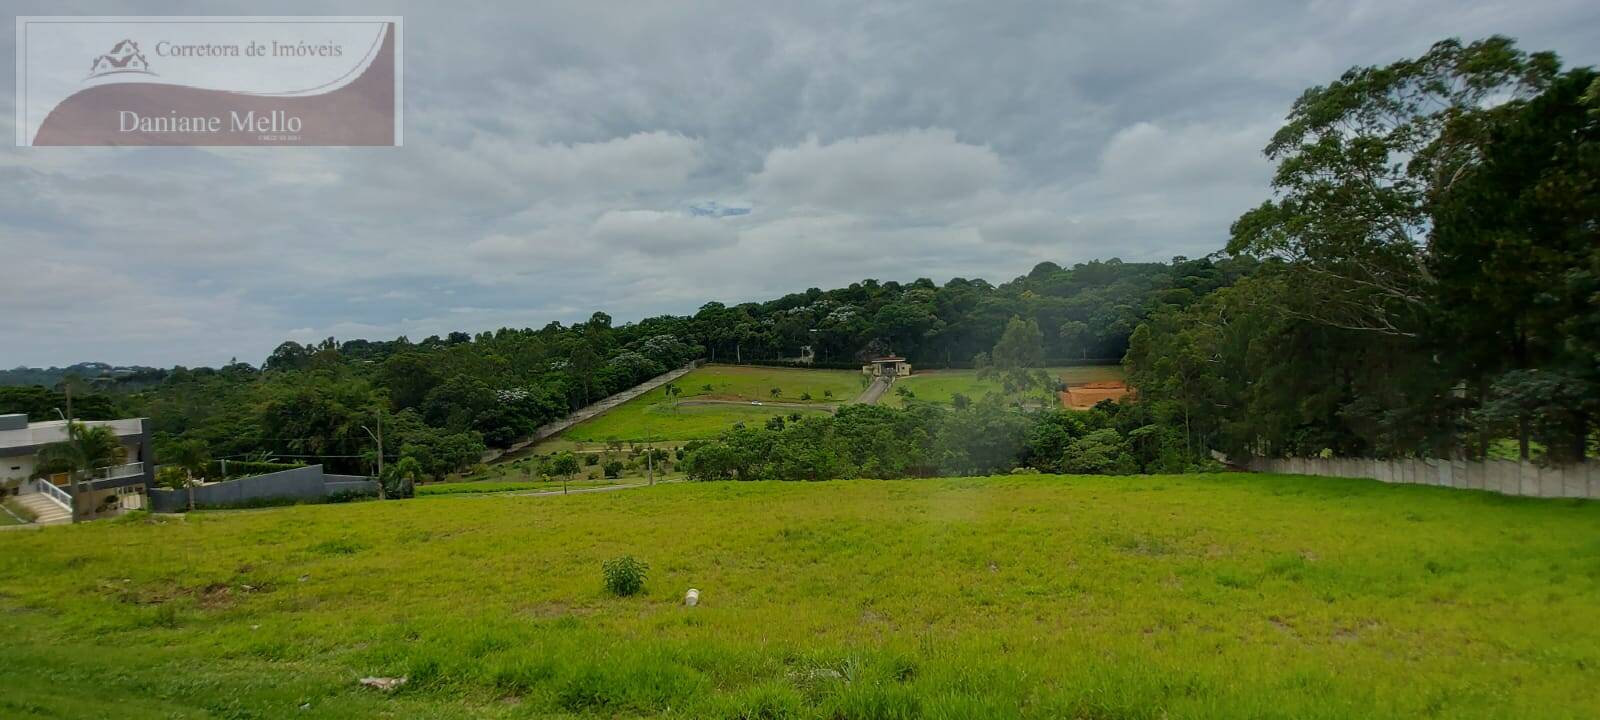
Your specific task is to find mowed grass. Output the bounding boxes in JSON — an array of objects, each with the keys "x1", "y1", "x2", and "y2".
[
  {"x1": 558, "y1": 365, "x2": 860, "y2": 444},
  {"x1": 885, "y1": 364, "x2": 1126, "y2": 407},
  {"x1": 415, "y1": 479, "x2": 617, "y2": 496},
  {"x1": 2, "y1": 475, "x2": 1597, "y2": 718}
]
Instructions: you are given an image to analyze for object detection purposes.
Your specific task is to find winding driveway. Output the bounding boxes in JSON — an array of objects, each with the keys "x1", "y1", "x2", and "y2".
[{"x1": 854, "y1": 376, "x2": 892, "y2": 405}]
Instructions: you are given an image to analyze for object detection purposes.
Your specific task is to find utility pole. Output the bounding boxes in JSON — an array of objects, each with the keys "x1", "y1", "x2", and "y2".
[
  {"x1": 363, "y1": 412, "x2": 385, "y2": 499},
  {"x1": 645, "y1": 394, "x2": 655, "y2": 486}
]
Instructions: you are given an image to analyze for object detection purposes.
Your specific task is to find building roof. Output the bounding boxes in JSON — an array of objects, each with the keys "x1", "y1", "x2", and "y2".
[
  {"x1": 0, "y1": 417, "x2": 146, "y2": 451},
  {"x1": 868, "y1": 356, "x2": 907, "y2": 363}
]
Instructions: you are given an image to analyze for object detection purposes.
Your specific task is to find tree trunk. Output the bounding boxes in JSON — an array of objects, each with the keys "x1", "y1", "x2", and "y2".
[
  {"x1": 69, "y1": 473, "x2": 82, "y2": 524},
  {"x1": 1476, "y1": 377, "x2": 1490, "y2": 461},
  {"x1": 186, "y1": 472, "x2": 196, "y2": 511},
  {"x1": 1184, "y1": 407, "x2": 1193, "y2": 459},
  {"x1": 1574, "y1": 413, "x2": 1589, "y2": 463}
]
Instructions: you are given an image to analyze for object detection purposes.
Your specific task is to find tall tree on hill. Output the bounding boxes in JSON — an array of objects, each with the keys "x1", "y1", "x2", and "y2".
[
  {"x1": 1431, "y1": 67, "x2": 1600, "y2": 460},
  {"x1": 1229, "y1": 36, "x2": 1560, "y2": 339},
  {"x1": 992, "y1": 317, "x2": 1044, "y2": 370}
]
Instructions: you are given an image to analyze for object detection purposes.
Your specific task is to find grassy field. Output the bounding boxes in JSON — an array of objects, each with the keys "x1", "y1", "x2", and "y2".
[
  {"x1": 2, "y1": 474, "x2": 1596, "y2": 718},
  {"x1": 556, "y1": 365, "x2": 860, "y2": 444},
  {"x1": 884, "y1": 364, "x2": 1126, "y2": 407},
  {"x1": 415, "y1": 479, "x2": 618, "y2": 496}
]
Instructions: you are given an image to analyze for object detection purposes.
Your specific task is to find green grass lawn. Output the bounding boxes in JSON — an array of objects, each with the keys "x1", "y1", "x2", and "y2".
[
  {"x1": 557, "y1": 365, "x2": 859, "y2": 444},
  {"x1": 2, "y1": 474, "x2": 1596, "y2": 718},
  {"x1": 416, "y1": 479, "x2": 618, "y2": 496},
  {"x1": 885, "y1": 364, "x2": 1126, "y2": 407}
]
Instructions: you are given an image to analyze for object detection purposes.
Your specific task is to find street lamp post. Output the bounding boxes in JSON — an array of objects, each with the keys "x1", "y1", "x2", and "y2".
[{"x1": 362, "y1": 413, "x2": 384, "y2": 499}]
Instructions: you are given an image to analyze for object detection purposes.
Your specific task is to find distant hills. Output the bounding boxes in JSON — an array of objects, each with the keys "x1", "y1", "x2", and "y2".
[{"x1": 0, "y1": 362, "x2": 168, "y2": 389}]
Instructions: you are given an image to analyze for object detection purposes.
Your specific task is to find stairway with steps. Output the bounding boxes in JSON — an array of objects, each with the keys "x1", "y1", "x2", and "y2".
[{"x1": 12, "y1": 492, "x2": 72, "y2": 525}]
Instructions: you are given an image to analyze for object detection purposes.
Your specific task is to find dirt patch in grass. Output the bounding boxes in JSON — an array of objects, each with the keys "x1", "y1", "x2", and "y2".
[{"x1": 1060, "y1": 380, "x2": 1131, "y2": 409}]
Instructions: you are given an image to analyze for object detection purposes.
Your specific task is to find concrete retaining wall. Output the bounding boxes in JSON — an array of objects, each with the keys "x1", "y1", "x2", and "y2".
[
  {"x1": 488, "y1": 360, "x2": 703, "y2": 461},
  {"x1": 325, "y1": 474, "x2": 379, "y2": 496},
  {"x1": 149, "y1": 465, "x2": 376, "y2": 512},
  {"x1": 1245, "y1": 456, "x2": 1600, "y2": 499}
]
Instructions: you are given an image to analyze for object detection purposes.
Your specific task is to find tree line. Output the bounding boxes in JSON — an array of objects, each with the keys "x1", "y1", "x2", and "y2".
[
  {"x1": 1128, "y1": 37, "x2": 1598, "y2": 463},
  {"x1": 677, "y1": 398, "x2": 1214, "y2": 482},
  {"x1": 3, "y1": 254, "x2": 1232, "y2": 478}
]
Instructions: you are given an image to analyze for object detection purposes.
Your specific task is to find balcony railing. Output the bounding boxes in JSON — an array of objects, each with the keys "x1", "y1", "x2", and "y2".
[
  {"x1": 45, "y1": 462, "x2": 145, "y2": 488},
  {"x1": 31, "y1": 477, "x2": 72, "y2": 510},
  {"x1": 90, "y1": 462, "x2": 145, "y2": 482}
]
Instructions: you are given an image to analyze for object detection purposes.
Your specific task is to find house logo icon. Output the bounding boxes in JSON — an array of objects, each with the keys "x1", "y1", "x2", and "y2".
[{"x1": 87, "y1": 39, "x2": 154, "y2": 79}]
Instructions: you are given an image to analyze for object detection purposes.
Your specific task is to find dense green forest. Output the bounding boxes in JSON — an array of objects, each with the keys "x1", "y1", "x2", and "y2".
[
  {"x1": 1128, "y1": 37, "x2": 1598, "y2": 464},
  {"x1": 3, "y1": 36, "x2": 1594, "y2": 479},
  {"x1": 0, "y1": 254, "x2": 1234, "y2": 477}
]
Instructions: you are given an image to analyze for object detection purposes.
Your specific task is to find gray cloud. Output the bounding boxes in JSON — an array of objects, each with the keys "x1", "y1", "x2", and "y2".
[
  {"x1": 591, "y1": 209, "x2": 739, "y2": 257},
  {"x1": 2, "y1": 0, "x2": 1597, "y2": 367},
  {"x1": 752, "y1": 129, "x2": 1004, "y2": 213}
]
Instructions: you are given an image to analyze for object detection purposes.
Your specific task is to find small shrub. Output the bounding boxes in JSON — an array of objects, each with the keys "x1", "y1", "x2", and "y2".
[
  {"x1": 603, "y1": 460, "x2": 624, "y2": 479},
  {"x1": 585, "y1": 454, "x2": 599, "y2": 466},
  {"x1": 602, "y1": 556, "x2": 649, "y2": 597},
  {"x1": 326, "y1": 486, "x2": 376, "y2": 502}
]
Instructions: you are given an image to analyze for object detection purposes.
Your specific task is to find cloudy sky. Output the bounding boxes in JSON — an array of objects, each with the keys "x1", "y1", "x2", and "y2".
[{"x1": 4, "y1": 1, "x2": 1597, "y2": 368}]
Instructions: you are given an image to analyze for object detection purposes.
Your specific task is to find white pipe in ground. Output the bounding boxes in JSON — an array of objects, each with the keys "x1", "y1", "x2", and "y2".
[{"x1": 684, "y1": 588, "x2": 700, "y2": 606}]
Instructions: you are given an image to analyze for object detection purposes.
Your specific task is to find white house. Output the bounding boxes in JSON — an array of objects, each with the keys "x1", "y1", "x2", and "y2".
[{"x1": 1, "y1": 413, "x2": 154, "y2": 522}]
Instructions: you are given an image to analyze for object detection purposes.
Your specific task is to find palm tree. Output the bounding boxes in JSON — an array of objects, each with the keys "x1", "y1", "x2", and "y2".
[
  {"x1": 33, "y1": 421, "x2": 126, "y2": 523},
  {"x1": 663, "y1": 383, "x2": 682, "y2": 412},
  {"x1": 168, "y1": 439, "x2": 210, "y2": 511},
  {"x1": 382, "y1": 456, "x2": 423, "y2": 499}
]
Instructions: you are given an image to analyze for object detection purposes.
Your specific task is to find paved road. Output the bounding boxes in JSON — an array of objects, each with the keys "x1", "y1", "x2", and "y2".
[{"x1": 854, "y1": 376, "x2": 892, "y2": 405}]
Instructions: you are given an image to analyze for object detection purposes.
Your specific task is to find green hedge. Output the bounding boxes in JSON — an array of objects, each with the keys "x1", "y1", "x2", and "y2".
[{"x1": 209, "y1": 459, "x2": 305, "y2": 478}]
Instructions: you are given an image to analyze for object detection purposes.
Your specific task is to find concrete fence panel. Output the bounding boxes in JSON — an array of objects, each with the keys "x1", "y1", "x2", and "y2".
[
  {"x1": 149, "y1": 465, "x2": 376, "y2": 512},
  {"x1": 1244, "y1": 455, "x2": 1597, "y2": 500}
]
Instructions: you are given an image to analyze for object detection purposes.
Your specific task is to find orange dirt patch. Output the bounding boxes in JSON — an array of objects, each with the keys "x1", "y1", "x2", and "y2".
[{"x1": 1060, "y1": 381, "x2": 1131, "y2": 409}]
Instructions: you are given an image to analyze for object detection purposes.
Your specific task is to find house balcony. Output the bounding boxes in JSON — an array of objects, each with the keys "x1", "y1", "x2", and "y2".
[{"x1": 44, "y1": 462, "x2": 147, "y2": 490}]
